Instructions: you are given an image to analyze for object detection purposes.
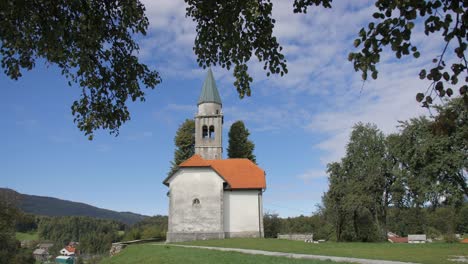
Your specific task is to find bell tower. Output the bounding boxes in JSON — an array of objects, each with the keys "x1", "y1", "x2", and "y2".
[{"x1": 195, "y1": 69, "x2": 223, "y2": 159}]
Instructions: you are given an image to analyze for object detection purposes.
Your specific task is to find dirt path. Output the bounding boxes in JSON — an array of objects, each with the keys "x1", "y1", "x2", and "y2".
[{"x1": 155, "y1": 244, "x2": 419, "y2": 264}]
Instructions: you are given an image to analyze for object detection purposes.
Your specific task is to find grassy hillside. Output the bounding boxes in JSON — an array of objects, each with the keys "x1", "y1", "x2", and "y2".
[
  {"x1": 0, "y1": 188, "x2": 148, "y2": 225},
  {"x1": 182, "y1": 238, "x2": 468, "y2": 264},
  {"x1": 101, "y1": 244, "x2": 350, "y2": 264}
]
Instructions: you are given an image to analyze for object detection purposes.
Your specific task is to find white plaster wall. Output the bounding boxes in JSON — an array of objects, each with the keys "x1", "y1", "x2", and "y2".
[
  {"x1": 198, "y1": 102, "x2": 222, "y2": 115},
  {"x1": 168, "y1": 168, "x2": 225, "y2": 233},
  {"x1": 223, "y1": 190, "x2": 262, "y2": 233}
]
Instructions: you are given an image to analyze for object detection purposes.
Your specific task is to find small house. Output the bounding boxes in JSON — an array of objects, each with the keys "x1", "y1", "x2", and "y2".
[
  {"x1": 33, "y1": 248, "x2": 49, "y2": 262},
  {"x1": 37, "y1": 242, "x2": 54, "y2": 250},
  {"x1": 387, "y1": 232, "x2": 409, "y2": 243},
  {"x1": 60, "y1": 246, "x2": 77, "y2": 256}
]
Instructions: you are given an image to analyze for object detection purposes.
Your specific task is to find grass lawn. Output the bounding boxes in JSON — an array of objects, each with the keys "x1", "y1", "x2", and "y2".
[
  {"x1": 15, "y1": 231, "x2": 38, "y2": 241},
  {"x1": 100, "y1": 244, "x2": 352, "y2": 264},
  {"x1": 181, "y1": 238, "x2": 468, "y2": 264}
]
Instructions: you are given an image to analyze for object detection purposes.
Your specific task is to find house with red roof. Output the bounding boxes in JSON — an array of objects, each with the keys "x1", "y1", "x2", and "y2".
[
  {"x1": 163, "y1": 69, "x2": 266, "y2": 242},
  {"x1": 59, "y1": 245, "x2": 76, "y2": 256}
]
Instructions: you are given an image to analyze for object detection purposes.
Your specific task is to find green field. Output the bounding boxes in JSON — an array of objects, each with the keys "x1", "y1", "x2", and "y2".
[
  {"x1": 15, "y1": 231, "x2": 38, "y2": 241},
  {"x1": 181, "y1": 238, "x2": 468, "y2": 264},
  {"x1": 100, "y1": 244, "x2": 351, "y2": 264}
]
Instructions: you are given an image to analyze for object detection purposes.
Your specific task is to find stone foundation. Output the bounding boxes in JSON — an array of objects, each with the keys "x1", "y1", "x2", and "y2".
[
  {"x1": 166, "y1": 232, "x2": 225, "y2": 242},
  {"x1": 225, "y1": 231, "x2": 263, "y2": 238},
  {"x1": 277, "y1": 233, "x2": 313, "y2": 241},
  {"x1": 109, "y1": 243, "x2": 127, "y2": 256}
]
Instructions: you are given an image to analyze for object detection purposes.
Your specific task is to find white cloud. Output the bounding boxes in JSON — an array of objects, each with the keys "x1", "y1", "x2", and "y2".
[
  {"x1": 139, "y1": 0, "x2": 441, "y2": 185},
  {"x1": 298, "y1": 169, "x2": 327, "y2": 182}
]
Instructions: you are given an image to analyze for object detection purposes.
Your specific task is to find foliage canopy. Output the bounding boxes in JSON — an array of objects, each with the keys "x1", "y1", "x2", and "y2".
[
  {"x1": 1, "y1": 0, "x2": 466, "y2": 137},
  {"x1": 323, "y1": 98, "x2": 467, "y2": 242},
  {"x1": 168, "y1": 119, "x2": 195, "y2": 176},
  {"x1": 0, "y1": 0, "x2": 160, "y2": 139},
  {"x1": 227, "y1": 120, "x2": 256, "y2": 163}
]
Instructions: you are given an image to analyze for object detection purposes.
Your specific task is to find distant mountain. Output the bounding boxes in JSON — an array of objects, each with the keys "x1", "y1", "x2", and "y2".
[{"x1": 0, "y1": 188, "x2": 148, "y2": 225}]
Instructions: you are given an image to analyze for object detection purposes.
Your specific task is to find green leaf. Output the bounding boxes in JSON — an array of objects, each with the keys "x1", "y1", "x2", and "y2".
[
  {"x1": 416, "y1": 93, "x2": 424, "y2": 102},
  {"x1": 419, "y1": 69, "x2": 426, "y2": 79},
  {"x1": 446, "y1": 88, "x2": 453, "y2": 97},
  {"x1": 443, "y1": 72, "x2": 449, "y2": 81},
  {"x1": 426, "y1": 96, "x2": 433, "y2": 104},
  {"x1": 460, "y1": 85, "x2": 467, "y2": 95},
  {"x1": 354, "y1": 39, "x2": 361, "y2": 47},
  {"x1": 435, "y1": 81, "x2": 443, "y2": 91}
]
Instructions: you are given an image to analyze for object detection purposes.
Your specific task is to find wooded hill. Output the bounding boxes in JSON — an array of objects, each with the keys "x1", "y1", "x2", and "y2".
[{"x1": 0, "y1": 188, "x2": 148, "y2": 225}]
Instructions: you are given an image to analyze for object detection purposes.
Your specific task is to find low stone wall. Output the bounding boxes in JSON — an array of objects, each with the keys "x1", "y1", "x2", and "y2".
[
  {"x1": 277, "y1": 233, "x2": 313, "y2": 241},
  {"x1": 408, "y1": 234, "x2": 426, "y2": 243},
  {"x1": 166, "y1": 232, "x2": 225, "y2": 242},
  {"x1": 109, "y1": 243, "x2": 127, "y2": 256},
  {"x1": 109, "y1": 238, "x2": 164, "y2": 256}
]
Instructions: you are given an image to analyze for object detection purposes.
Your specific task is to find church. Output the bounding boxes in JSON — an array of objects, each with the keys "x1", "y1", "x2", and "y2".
[{"x1": 163, "y1": 69, "x2": 266, "y2": 242}]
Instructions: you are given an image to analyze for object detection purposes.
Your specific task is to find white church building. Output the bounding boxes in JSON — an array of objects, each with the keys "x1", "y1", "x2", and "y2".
[{"x1": 163, "y1": 69, "x2": 266, "y2": 242}]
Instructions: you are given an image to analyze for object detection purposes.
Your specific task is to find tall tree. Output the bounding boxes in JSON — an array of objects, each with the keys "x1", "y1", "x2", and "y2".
[
  {"x1": 227, "y1": 121, "x2": 256, "y2": 163},
  {"x1": 168, "y1": 119, "x2": 195, "y2": 176},
  {"x1": 324, "y1": 123, "x2": 391, "y2": 241},
  {"x1": 0, "y1": 202, "x2": 35, "y2": 264},
  {"x1": 389, "y1": 102, "x2": 467, "y2": 208},
  {"x1": 323, "y1": 162, "x2": 348, "y2": 241},
  {"x1": 324, "y1": 98, "x2": 467, "y2": 241}
]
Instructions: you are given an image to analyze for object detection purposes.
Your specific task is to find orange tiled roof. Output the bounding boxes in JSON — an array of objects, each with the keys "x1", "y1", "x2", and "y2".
[
  {"x1": 178, "y1": 154, "x2": 210, "y2": 167},
  {"x1": 65, "y1": 246, "x2": 76, "y2": 253},
  {"x1": 388, "y1": 237, "x2": 408, "y2": 243},
  {"x1": 175, "y1": 154, "x2": 266, "y2": 189}
]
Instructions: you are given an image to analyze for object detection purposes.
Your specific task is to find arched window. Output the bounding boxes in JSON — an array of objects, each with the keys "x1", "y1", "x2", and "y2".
[
  {"x1": 192, "y1": 198, "x2": 200, "y2": 206},
  {"x1": 209, "y1": 126, "x2": 215, "y2": 139},
  {"x1": 202, "y1": 125, "x2": 208, "y2": 138}
]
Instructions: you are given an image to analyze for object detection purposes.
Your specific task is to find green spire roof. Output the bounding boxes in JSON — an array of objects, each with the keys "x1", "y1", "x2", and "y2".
[{"x1": 198, "y1": 68, "x2": 222, "y2": 105}]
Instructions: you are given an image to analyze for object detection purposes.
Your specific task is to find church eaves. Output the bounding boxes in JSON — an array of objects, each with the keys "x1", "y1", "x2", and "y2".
[
  {"x1": 163, "y1": 154, "x2": 266, "y2": 190},
  {"x1": 198, "y1": 68, "x2": 222, "y2": 106}
]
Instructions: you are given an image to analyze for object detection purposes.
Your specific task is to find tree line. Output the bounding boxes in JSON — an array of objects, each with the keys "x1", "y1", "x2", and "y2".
[
  {"x1": 0, "y1": 200, "x2": 126, "y2": 262},
  {"x1": 323, "y1": 97, "x2": 467, "y2": 242},
  {"x1": 37, "y1": 216, "x2": 124, "y2": 254},
  {"x1": 263, "y1": 98, "x2": 466, "y2": 242},
  {"x1": 122, "y1": 215, "x2": 168, "y2": 241}
]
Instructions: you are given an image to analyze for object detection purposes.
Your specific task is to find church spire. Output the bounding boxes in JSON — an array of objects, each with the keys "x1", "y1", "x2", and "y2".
[
  {"x1": 198, "y1": 68, "x2": 222, "y2": 106},
  {"x1": 194, "y1": 69, "x2": 223, "y2": 160}
]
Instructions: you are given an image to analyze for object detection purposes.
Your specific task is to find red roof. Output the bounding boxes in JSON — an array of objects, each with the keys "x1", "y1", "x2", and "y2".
[
  {"x1": 65, "y1": 246, "x2": 76, "y2": 253},
  {"x1": 167, "y1": 154, "x2": 266, "y2": 189},
  {"x1": 388, "y1": 237, "x2": 408, "y2": 243}
]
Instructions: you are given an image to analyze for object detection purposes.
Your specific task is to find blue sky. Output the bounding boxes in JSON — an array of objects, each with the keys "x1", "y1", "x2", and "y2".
[{"x1": 1, "y1": 0, "x2": 438, "y2": 217}]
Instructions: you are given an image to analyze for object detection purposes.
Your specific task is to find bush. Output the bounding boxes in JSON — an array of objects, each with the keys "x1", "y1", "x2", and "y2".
[{"x1": 443, "y1": 233, "x2": 458, "y2": 243}]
